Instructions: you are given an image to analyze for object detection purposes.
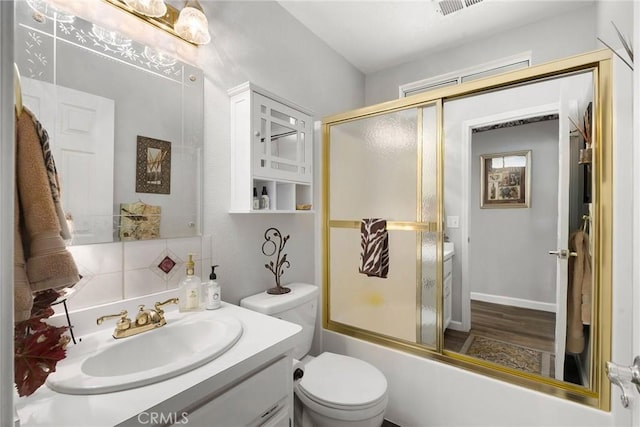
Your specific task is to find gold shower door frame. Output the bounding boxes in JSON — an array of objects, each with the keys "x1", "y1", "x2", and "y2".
[
  {"x1": 323, "y1": 102, "x2": 442, "y2": 350},
  {"x1": 322, "y1": 49, "x2": 613, "y2": 411}
]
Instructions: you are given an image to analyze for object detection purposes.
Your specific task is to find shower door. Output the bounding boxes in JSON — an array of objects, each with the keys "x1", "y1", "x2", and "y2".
[{"x1": 325, "y1": 102, "x2": 440, "y2": 348}]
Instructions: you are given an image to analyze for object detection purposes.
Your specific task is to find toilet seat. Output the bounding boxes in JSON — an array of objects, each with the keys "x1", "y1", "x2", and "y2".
[{"x1": 295, "y1": 352, "x2": 388, "y2": 421}]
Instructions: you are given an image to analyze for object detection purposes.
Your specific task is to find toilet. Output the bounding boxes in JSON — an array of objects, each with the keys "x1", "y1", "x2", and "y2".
[{"x1": 240, "y1": 282, "x2": 388, "y2": 427}]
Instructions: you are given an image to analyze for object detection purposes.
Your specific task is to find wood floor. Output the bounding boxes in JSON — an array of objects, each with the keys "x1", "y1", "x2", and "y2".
[{"x1": 444, "y1": 300, "x2": 556, "y2": 353}]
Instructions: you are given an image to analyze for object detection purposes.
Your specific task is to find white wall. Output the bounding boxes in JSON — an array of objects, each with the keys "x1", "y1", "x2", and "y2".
[
  {"x1": 365, "y1": 3, "x2": 597, "y2": 105},
  {"x1": 470, "y1": 120, "x2": 558, "y2": 305}
]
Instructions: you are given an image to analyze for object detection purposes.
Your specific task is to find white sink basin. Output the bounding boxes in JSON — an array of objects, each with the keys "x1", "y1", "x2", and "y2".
[{"x1": 46, "y1": 311, "x2": 243, "y2": 395}]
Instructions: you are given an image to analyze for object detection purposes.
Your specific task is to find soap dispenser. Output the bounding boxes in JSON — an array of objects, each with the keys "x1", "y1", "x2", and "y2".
[
  {"x1": 253, "y1": 187, "x2": 260, "y2": 210},
  {"x1": 178, "y1": 254, "x2": 203, "y2": 312},
  {"x1": 204, "y1": 265, "x2": 221, "y2": 310}
]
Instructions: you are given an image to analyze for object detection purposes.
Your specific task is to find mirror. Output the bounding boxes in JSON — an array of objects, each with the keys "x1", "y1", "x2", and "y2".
[
  {"x1": 14, "y1": 1, "x2": 203, "y2": 245},
  {"x1": 442, "y1": 71, "x2": 594, "y2": 387},
  {"x1": 324, "y1": 51, "x2": 611, "y2": 409}
]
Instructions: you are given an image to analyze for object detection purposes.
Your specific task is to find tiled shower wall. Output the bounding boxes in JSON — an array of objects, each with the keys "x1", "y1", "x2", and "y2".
[{"x1": 55, "y1": 236, "x2": 212, "y2": 314}]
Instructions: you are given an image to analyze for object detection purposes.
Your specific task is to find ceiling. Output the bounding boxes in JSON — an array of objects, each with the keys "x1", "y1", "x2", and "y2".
[{"x1": 278, "y1": 0, "x2": 595, "y2": 74}]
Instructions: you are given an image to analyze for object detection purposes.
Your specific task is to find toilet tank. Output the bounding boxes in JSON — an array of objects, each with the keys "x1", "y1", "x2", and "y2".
[{"x1": 240, "y1": 283, "x2": 318, "y2": 359}]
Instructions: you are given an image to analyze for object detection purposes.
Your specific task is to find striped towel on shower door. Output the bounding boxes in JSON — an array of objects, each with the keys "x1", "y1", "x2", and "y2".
[{"x1": 359, "y1": 218, "x2": 389, "y2": 278}]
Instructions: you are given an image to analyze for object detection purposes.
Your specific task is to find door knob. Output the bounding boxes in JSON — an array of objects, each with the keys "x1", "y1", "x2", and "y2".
[
  {"x1": 548, "y1": 249, "x2": 578, "y2": 259},
  {"x1": 606, "y1": 356, "x2": 640, "y2": 408}
]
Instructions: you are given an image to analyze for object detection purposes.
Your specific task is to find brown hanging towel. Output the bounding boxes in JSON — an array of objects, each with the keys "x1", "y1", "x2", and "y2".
[
  {"x1": 359, "y1": 218, "x2": 389, "y2": 279},
  {"x1": 15, "y1": 108, "x2": 79, "y2": 295},
  {"x1": 566, "y1": 229, "x2": 592, "y2": 354}
]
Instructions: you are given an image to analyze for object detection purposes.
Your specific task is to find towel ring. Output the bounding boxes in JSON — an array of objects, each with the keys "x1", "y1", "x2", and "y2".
[{"x1": 14, "y1": 63, "x2": 23, "y2": 117}]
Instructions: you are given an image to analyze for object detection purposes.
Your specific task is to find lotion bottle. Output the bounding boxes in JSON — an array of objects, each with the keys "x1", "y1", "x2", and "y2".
[
  {"x1": 260, "y1": 186, "x2": 270, "y2": 210},
  {"x1": 205, "y1": 265, "x2": 221, "y2": 310},
  {"x1": 178, "y1": 254, "x2": 202, "y2": 312}
]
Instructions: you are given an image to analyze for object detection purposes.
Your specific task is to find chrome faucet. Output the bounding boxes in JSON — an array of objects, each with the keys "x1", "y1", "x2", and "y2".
[{"x1": 96, "y1": 298, "x2": 179, "y2": 339}]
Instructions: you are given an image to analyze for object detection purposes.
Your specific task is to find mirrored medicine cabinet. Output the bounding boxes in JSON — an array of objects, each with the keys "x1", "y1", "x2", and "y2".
[
  {"x1": 323, "y1": 50, "x2": 612, "y2": 410},
  {"x1": 14, "y1": 0, "x2": 203, "y2": 246}
]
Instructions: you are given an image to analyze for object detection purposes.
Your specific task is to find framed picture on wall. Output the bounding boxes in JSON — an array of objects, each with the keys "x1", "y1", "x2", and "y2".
[
  {"x1": 480, "y1": 150, "x2": 531, "y2": 208},
  {"x1": 135, "y1": 136, "x2": 171, "y2": 194}
]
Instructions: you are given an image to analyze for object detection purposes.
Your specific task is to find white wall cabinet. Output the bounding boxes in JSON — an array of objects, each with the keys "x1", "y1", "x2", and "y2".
[{"x1": 229, "y1": 82, "x2": 313, "y2": 213}]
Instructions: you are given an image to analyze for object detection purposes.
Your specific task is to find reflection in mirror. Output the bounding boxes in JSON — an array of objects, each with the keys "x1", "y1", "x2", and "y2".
[
  {"x1": 14, "y1": 0, "x2": 203, "y2": 245},
  {"x1": 442, "y1": 71, "x2": 594, "y2": 387}
]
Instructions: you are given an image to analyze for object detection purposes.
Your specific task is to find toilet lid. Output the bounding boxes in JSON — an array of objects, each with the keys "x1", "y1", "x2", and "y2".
[{"x1": 298, "y1": 352, "x2": 387, "y2": 409}]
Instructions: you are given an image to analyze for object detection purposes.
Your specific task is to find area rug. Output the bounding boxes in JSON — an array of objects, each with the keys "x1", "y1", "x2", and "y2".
[{"x1": 460, "y1": 334, "x2": 553, "y2": 377}]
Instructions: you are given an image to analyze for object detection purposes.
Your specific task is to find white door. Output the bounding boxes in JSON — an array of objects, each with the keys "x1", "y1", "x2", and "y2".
[
  {"x1": 550, "y1": 102, "x2": 573, "y2": 382},
  {"x1": 632, "y1": 5, "x2": 640, "y2": 422},
  {"x1": 21, "y1": 78, "x2": 115, "y2": 245}
]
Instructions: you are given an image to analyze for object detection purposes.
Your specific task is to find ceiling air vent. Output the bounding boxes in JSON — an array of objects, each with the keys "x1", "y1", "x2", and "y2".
[{"x1": 437, "y1": 0, "x2": 483, "y2": 16}]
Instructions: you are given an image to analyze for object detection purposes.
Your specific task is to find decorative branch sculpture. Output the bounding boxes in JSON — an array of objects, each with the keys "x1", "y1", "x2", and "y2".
[{"x1": 262, "y1": 227, "x2": 291, "y2": 295}]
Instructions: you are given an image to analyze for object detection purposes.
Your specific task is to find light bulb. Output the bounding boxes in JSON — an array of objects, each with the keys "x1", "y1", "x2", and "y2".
[
  {"x1": 123, "y1": 0, "x2": 167, "y2": 18},
  {"x1": 174, "y1": 1, "x2": 211, "y2": 45}
]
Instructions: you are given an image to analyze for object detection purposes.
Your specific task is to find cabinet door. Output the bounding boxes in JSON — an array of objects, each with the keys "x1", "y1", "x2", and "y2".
[
  {"x1": 180, "y1": 357, "x2": 290, "y2": 427},
  {"x1": 253, "y1": 93, "x2": 312, "y2": 183},
  {"x1": 444, "y1": 259, "x2": 453, "y2": 329}
]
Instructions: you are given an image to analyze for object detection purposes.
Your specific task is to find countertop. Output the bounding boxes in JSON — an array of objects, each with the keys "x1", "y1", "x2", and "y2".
[
  {"x1": 444, "y1": 242, "x2": 455, "y2": 261},
  {"x1": 15, "y1": 293, "x2": 301, "y2": 427}
]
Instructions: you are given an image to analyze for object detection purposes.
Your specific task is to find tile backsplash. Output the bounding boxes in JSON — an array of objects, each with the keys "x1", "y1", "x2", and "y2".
[{"x1": 56, "y1": 235, "x2": 212, "y2": 315}]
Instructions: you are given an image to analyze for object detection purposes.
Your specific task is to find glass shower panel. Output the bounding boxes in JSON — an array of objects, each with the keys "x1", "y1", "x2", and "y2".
[
  {"x1": 329, "y1": 109, "x2": 418, "y2": 221},
  {"x1": 329, "y1": 227, "x2": 421, "y2": 343},
  {"x1": 420, "y1": 104, "x2": 438, "y2": 347},
  {"x1": 327, "y1": 103, "x2": 439, "y2": 349},
  {"x1": 420, "y1": 231, "x2": 437, "y2": 346}
]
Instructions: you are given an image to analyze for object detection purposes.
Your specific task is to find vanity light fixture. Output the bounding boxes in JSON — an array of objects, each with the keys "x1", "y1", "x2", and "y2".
[
  {"x1": 123, "y1": 0, "x2": 167, "y2": 18},
  {"x1": 104, "y1": 0, "x2": 211, "y2": 46}
]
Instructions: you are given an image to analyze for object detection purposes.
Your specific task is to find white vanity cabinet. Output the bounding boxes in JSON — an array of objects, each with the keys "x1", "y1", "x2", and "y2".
[
  {"x1": 177, "y1": 356, "x2": 292, "y2": 427},
  {"x1": 443, "y1": 257, "x2": 453, "y2": 330},
  {"x1": 229, "y1": 82, "x2": 313, "y2": 213}
]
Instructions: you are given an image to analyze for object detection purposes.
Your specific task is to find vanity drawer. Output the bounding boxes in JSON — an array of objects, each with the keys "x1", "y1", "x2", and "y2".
[
  {"x1": 444, "y1": 258, "x2": 452, "y2": 279},
  {"x1": 183, "y1": 357, "x2": 290, "y2": 427}
]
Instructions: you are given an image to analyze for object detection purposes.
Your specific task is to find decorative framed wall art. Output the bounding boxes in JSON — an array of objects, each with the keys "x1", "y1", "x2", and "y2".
[
  {"x1": 135, "y1": 135, "x2": 171, "y2": 194},
  {"x1": 480, "y1": 150, "x2": 531, "y2": 208}
]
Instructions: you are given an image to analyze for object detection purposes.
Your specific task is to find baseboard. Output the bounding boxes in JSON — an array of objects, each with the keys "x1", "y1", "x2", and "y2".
[
  {"x1": 446, "y1": 320, "x2": 467, "y2": 332},
  {"x1": 470, "y1": 292, "x2": 556, "y2": 313}
]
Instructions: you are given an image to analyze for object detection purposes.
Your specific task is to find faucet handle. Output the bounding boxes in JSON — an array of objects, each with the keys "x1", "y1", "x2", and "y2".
[
  {"x1": 154, "y1": 298, "x2": 179, "y2": 315},
  {"x1": 135, "y1": 305, "x2": 150, "y2": 326},
  {"x1": 96, "y1": 310, "x2": 130, "y2": 331}
]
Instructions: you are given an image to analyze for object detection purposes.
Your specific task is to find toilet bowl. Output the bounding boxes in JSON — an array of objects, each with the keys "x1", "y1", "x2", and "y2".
[
  {"x1": 295, "y1": 352, "x2": 388, "y2": 427},
  {"x1": 240, "y1": 283, "x2": 389, "y2": 427}
]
